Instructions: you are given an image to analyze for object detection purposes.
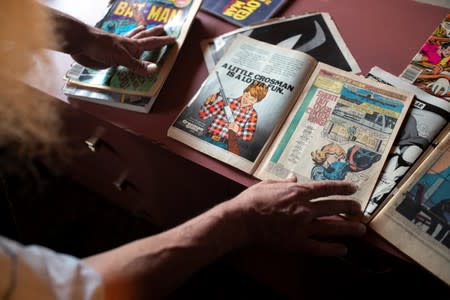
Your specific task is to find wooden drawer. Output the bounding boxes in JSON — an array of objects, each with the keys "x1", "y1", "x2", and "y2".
[{"x1": 60, "y1": 104, "x2": 245, "y2": 228}]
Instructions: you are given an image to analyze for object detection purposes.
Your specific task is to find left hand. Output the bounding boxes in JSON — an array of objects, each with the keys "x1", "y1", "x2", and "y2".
[{"x1": 72, "y1": 25, "x2": 176, "y2": 76}]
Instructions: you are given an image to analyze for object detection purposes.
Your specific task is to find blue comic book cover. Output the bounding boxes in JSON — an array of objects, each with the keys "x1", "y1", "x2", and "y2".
[
  {"x1": 201, "y1": 0, "x2": 288, "y2": 27},
  {"x1": 67, "y1": 0, "x2": 201, "y2": 96}
]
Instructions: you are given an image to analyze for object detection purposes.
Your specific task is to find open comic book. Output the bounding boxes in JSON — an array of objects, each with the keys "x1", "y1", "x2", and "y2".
[
  {"x1": 400, "y1": 13, "x2": 450, "y2": 102},
  {"x1": 64, "y1": 0, "x2": 202, "y2": 98},
  {"x1": 364, "y1": 67, "x2": 450, "y2": 220},
  {"x1": 168, "y1": 35, "x2": 414, "y2": 208},
  {"x1": 370, "y1": 126, "x2": 450, "y2": 286},
  {"x1": 201, "y1": 12, "x2": 360, "y2": 74}
]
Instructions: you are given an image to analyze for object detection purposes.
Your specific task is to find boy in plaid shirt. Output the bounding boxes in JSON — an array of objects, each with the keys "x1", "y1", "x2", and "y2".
[{"x1": 199, "y1": 80, "x2": 269, "y2": 155}]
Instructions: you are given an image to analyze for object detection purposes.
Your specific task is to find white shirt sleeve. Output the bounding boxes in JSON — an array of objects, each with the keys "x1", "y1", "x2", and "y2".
[{"x1": 0, "y1": 236, "x2": 104, "y2": 300}]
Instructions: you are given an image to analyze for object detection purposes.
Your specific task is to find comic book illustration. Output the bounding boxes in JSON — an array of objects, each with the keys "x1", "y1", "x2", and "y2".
[
  {"x1": 66, "y1": 0, "x2": 202, "y2": 96},
  {"x1": 400, "y1": 13, "x2": 450, "y2": 102},
  {"x1": 168, "y1": 35, "x2": 318, "y2": 174},
  {"x1": 364, "y1": 67, "x2": 450, "y2": 220},
  {"x1": 255, "y1": 64, "x2": 414, "y2": 208},
  {"x1": 201, "y1": 0, "x2": 288, "y2": 27},
  {"x1": 168, "y1": 36, "x2": 413, "y2": 206},
  {"x1": 201, "y1": 13, "x2": 360, "y2": 73},
  {"x1": 370, "y1": 128, "x2": 450, "y2": 286}
]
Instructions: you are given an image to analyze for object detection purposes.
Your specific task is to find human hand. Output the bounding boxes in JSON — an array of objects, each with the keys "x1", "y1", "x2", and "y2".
[
  {"x1": 427, "y1": 78, "x2": 449, "y2": 96},
  {"x1": 72, "y1": 25, "x2": 176, "y2": 76},
  {"x1": 222, "y1": 177, "x2": 366, "y2": 256}
]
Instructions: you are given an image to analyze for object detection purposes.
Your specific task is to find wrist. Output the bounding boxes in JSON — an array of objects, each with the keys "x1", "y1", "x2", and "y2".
[
  {"x1": 211, "y1": 200, "x2": 251, "y2": 250},
  {"x1": 48, "y1": 7, "x2": 95, "y2": 54}
]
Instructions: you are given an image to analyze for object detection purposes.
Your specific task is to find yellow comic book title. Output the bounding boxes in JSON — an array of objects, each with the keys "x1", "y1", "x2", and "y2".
[
  {"x1": 113, "y1": 1, "x2": 182, "y2": 23},
  {"x1": 223, "y1": 0, "x2": 272, "y2": 21}
]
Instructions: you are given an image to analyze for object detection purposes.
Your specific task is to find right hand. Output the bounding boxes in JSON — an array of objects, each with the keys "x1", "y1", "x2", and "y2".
[
  {"x1": 222, "y1": 176, "x2": 366, "y2": 256},
  {"x1": 72, "y1": 25, "x2": 176, "y2": 76}
]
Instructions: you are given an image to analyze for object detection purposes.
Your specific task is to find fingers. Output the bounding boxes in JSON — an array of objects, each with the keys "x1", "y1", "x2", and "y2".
[
  {"x1": 309, "y1": 199, "x2": 362, "y2": 218},
  {"x1": 129, "y1": 25, "x2": 176, "y2": 50},
  {"x1": 301, "y1": 239, "x2": 349, "y2": 256},
  {"x1": 133, "y1": 25, "x2": 166, "y2": 39},
  {"x1": 124, "y1": 25, "x2": 146, "y2": 38},
  {"x1": 115, "y1": 53, "x2": 158, "y2": 76},
  {"x1": 297, "y1": 180, "x2": 357, "y2": 200},
  {"x1": 134, "y1": 35, "x2": 177, "y2": 50},
  {"x1": 308, "y1": 219, "x2": 366, "y2": 238}
]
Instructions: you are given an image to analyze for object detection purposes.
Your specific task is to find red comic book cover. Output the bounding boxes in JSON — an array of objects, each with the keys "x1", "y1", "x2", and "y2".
[{"x1": 400, "y1": 13, "x2": 450, "y2": 102}]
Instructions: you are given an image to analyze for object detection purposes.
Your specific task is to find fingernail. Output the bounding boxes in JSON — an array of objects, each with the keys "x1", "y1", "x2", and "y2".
[
  {"x1": 287, "y1": 172, "x2": 297, "y2": 182},
  {"x1": 146, "y1": 63, "x2": 157, "y2": 74}
]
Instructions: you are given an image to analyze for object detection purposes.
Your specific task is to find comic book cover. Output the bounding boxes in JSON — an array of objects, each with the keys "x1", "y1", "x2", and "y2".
[
  {"x1": 370, "y1": 127, "x2": 450, "y2": 286},
  {"x1": 400, "y1": 13, "x2": 450, "y2": 102},
  {"x1": 364, "y1": 67, "x2": 450, "y2": 220},
  {"x1": 201, "y1": 12, "x2": 360, "y2": 73},
  {"x1": 201, "y1": 0, "x2": 288, "y2": 27},
  {"x1": 65, "y1": 0, "x2": 202, "y2": 97}
]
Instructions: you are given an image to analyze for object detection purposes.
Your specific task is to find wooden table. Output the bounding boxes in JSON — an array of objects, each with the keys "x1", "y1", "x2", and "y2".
[{"x1": 39, "y1": 0, "x2": 449, "y2": 187}]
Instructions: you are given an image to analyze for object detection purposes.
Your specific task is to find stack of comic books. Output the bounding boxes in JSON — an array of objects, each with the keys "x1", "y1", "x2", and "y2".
[
  {"x1": 363, "y1": 13, "x2": 450, "y2": 286},
  {"x1": 63, "y1": 0, "x2": 202, "y2": 113}
]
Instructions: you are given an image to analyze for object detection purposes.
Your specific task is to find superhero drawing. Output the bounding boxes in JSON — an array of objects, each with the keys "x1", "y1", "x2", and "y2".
[
  {"x1": 310, "y1": 143, "x2": 381, "y2": 181},
  {"x1": 402, "y1": 13, "x2": 450, "y2": 101}
]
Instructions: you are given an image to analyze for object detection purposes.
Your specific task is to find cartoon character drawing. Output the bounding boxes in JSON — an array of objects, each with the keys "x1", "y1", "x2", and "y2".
[
  {"x1": 198, "y1": 79, "x2": 268, "y2": 156},
  {"x1": 347, "y1": 126, "x2": 358, "y2": 141},
  {"x1": 412, "y1": 14, "x2": 450, "y2": 98},
  {"x1": 310, "y1": 143, "x2": 381, "y2": 181},
  {"x1": 368, "y1": 115, "x2": 430, "y2": 211}
]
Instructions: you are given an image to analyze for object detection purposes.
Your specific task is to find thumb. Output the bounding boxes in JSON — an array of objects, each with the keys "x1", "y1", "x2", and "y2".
[{"x1": 116, "y1": 52, "x2": 158, "y2": 76}]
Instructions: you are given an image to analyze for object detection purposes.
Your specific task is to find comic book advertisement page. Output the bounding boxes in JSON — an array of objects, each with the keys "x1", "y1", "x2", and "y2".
[
  {"x1": 363, "y1": 67, "x2": 450, "y2": 220},
  {"x1": 66, "y1": 0, "x2": 202, "y2": 97},
  {"x1": 370, "y1": 129, "x2": 450, "y2": 286},
  {"x1": 255, "y1": 63, "x2": 414, "y2": 208},
  {"x1": 201, "y1": 0, "x2": 288, "y2": 27},
  {"x1": 168, "y1": 35, "x2": 317, "y2": 174},
  {"x1": 201, "y1": 12, "x2": 361, "y2": 74},
  {"x1": 400, "y1": 13, "x2": 450, "y2": 103}
]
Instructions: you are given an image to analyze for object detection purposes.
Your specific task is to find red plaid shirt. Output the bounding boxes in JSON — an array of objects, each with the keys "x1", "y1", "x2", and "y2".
[{"x1": 199, "y1": 96, "x2": 258, "y2": 141}]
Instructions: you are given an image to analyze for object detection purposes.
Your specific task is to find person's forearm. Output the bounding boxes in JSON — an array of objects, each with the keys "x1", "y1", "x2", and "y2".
[
  {"x1": 45, "y1": 6, "x2": 95, "y2": 54},
  {"x1": 83, "y1": 201, "x2": 246, "y2": 300}
]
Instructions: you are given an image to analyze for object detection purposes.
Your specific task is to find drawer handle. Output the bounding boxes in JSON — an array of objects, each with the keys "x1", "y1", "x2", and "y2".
[
  {"x1": 85, "y1": 126, "x2": 106, "y2": 152},
  {"x1": 113, "y1": 170, "x2": 129, "y2": 191}
]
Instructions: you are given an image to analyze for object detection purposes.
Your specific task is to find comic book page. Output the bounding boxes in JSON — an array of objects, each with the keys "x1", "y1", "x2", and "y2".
[
  {"x1": 370, "y1": 128, "x2": 450, "y2": 286},
  {"x1": 363, "y1": 67, "x2": 450, "y2": 221},
  {"x1": 66, "y1": 0, "x2": 202, "y2": 96},
  {"x1": 168, "y1": 35, "x2": 317, "y2": 174},
  {"x1": 201, "y1": 12, "x2": 361, "y2": 73},
  {"x1": 255, "y1": 63, "x2": 414, "y2": 208},
  {"x1": 400, "y1": 13, "x2": 450, "y2": 103}
]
